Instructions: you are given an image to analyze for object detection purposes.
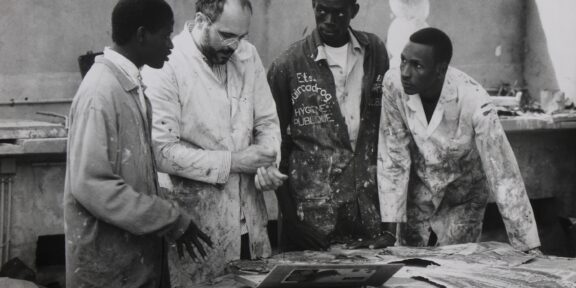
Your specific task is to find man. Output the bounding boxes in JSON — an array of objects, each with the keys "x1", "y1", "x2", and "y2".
[
  {"x1": 267, "y1": 0, "x2": 390, "y2": 251},
  {"x1": 378, "y1": 27, "x2": 541, "y2": 253},
  {"x1": 64, "y1": 0, "x2": 212, "y2": 287},
  {"x1": 142, "y1": 0, "x2": 284, "y2": 284}
]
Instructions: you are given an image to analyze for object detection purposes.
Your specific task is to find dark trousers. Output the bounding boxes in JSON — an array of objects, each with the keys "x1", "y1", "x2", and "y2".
[{"x1": 241, "y1": 233, "x2": 251, "y2": 260}]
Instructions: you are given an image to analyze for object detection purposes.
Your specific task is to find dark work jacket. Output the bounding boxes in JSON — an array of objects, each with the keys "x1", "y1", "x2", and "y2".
[{"x1": 268, "y1": 28, "x2": 389, "y2": 241}]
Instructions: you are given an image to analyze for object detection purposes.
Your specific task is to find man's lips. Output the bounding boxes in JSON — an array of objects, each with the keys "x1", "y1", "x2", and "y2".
[
  {"x1": 402, "y1": 81, "x2": 414, "y2": 89},
  {"x1": 320, "y1": 26, "x2": 337, "y2": 35},
  {"x1": 401, "y1": 82, "x2": 418, "y2": 94}
]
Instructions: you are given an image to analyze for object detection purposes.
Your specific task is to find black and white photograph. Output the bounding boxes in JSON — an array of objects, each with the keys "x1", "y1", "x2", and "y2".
[{"x1": 0, "y1": 0, "x2": 575, "y2": 287}]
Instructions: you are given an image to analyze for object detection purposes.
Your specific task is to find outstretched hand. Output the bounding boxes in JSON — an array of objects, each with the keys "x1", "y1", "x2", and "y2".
[
  {"x1": 525, "y1": 247, "x2": 543, "y2": 256},
  {"x1": 175, "y1": 220, "x2": 213, "y2": 262},
  {"x1": 345, "y1": 231, "x2": 396, "y2": 249},
  {"x1": 255, "y1": 166, "x2": 288, "y2": 191}
]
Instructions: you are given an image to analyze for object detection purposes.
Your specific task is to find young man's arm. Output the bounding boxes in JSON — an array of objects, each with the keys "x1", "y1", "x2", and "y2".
[
  {"x1": 472, "y1": 88, "x2": 541, "y2": 252},
  {"x1": 377, "y1": 71, "x2": 412, "y2": 232},
  {"x1": 251, "y1": 47, "x2": 287, "y2": 190},
  {"x1": 67, "y1": 92, "x2": 189, "y2": 241},
  {"x1": 267, "y1": 58, "x2": 295, "y2": 214},
  {"x1": 252, "y1": 48, "x2": 282, "y2": 162},
  {"x1": 267, "y1": 56, "x2": 329, "y2": 251}
]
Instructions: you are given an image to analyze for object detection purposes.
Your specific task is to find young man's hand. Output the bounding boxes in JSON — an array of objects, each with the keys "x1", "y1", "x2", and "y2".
[
  {"x1": 345, "y1": 231, "x2": 396, "y2": 250},
  {"x1": 255, "y1": 166, "x2": 288, "y2": 191},
  {"x1": 525, "y1": 247, "x2": 543, "y2": 256},
  {"x1": 381, "y1": 222, "x2": 397, "y2": 236},
  {"x1": 175, "y1": 221, "x2": 213, "y2": 262}
]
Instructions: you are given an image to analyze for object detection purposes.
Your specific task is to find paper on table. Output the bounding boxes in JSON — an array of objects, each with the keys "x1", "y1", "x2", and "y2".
[{"x1": 540, "y1": 89, "x2": 565, "y2": 114}]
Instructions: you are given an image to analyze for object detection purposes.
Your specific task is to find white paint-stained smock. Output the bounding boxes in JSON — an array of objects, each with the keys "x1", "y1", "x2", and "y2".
[
  {"x1": 142, "y1": 24, "x2": 280, "y2": 285},
  {"x1": 378, "y1": 67, "x2": 541, "y2": 251}
]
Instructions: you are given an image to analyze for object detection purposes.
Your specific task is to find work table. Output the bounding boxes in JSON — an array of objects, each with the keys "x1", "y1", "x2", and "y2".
[
  {"x1": 197, "y1": 242, "x2": 576, "y2": 288},
  {"x1": 1, "y1": 112, "x2": 575, "y2": 156},
  {"x1": 500, "y1": 112, "x2": 576, "y2": 131},
  {"x1": 0, "y1": 120, "x2": 66, "y2": 155}
]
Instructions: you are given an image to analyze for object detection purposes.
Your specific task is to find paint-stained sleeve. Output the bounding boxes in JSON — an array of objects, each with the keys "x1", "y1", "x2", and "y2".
[
  {"x1": 472, "y1": 90, "x2": 541, "y2": 251},
  {"x1": 377, "y1": 72, "x2": 412, "y2": 223},
  {"x1": 267, "y1": 56, "x2": 293, "y2": 173},
  {"x1": 142, "y1": 64, "x2": 231, "y2": 184},
  {"x1": 267, "y1": 55, "x2": 300, "y2": 222},
  {"x1": 67, "y1": 92, "x2": 190, "y2": 240},
  {"x1": 252, "y1": 47, "x2": 281, "y2": 163}
]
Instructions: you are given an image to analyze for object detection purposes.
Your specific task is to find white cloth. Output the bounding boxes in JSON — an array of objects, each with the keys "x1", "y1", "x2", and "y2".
[
  {"x1": 103, "y1": 47, "x2": 147, "y2": 116},
  {"x1": 316, "y1": 31, "x2": 364, "y2": 150},
  {"x1": 324, "y1": 43, "x2": 349, "y2": 73},
  {"x1": 378, "y1": 67, "x2": 541, "y2": 251},
  {"x1": 141, "y1": 23, "x2": 279, "y2": 283}
]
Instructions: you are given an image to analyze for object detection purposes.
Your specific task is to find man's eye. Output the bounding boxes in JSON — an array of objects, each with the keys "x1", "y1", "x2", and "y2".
[
  {"x1": 316, "y1": 8, "x2": 326, "y2": 14},
  {"x1": 337, "y1": 12, "x2": 345, "y2": 17},
  {"x1": 416, "y1": 64, "x2": 424, "y2": 70}
]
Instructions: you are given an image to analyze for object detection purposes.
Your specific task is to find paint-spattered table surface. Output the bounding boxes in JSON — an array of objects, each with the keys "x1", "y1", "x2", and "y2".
[
  {"x1": 197, "y1": 242, "x2": 576, "y2": 288},
  {"x1": 0, "y1": 119, "x2": 67, "y2": 155},
  {"x1": 500, "y1": 112, "x2": 576, "y2": 131},
  {"x1": 0, "y1": 119, "x2": 66, "y2": 140}
]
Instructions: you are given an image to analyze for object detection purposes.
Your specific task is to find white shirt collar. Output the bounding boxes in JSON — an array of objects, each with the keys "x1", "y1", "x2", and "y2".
[
  {"x1": 315, "y1": 29, "x2": 363, "y2": 62},
  {"x1": 103, "y1": 46, "x2": 141, "y2": 85}
]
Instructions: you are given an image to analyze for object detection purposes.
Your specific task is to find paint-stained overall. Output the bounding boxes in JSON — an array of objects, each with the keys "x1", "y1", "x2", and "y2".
[
  {"x1": 65, "y1": 57, "x2": 190, "y2": 288},
  {"x1": 378, "y1": 67, "x2": 541, "y2": 251},
  {"x1": 142, "y1": 25, "x2": 280, "y2": 285},
  {"x1": 268, "y1": 29, "x2": 389, "y2": 241}
]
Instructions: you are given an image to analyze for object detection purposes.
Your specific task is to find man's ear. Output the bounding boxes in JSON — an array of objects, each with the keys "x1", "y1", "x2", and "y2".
[
  {"x1": 351, "y1": 3, "x2": 360, "y2": 18},
  {"x1": 194, "y1": 12, "x2": 207, "y2": 26},
  {"x1": 436, "y1": 62, "x2": 448, "y2": 78},
  {"x1": 135, "y1": 26, "x2": 147, "y2": 45}
]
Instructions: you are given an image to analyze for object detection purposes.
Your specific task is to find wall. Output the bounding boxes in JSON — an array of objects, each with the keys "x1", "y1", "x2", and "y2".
[
  {"x1": 0, "y1": 0, "x2": 115, "y2": 119},
  {"x1": 0, "y1": 0, "x2": 197, "y2": 120},
  {"x1": 250, "y1": 0, "x2": 526, "y2": 91},
  {"x1": 524, "y1": 0, "x2": 576, "y2": 103},
  {"x1": 0, "y1": 0, "x2": 528, "y2": 120},
  {"x1": 429, "y1": 0, "x2": 526, "y2": 91}
]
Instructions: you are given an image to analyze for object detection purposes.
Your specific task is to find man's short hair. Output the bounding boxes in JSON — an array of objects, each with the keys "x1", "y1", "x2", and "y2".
[
  {"x1": 112, "y1": 0, "x2": 174, "y2": 45},
  {"x1": 195, "y1": 0, "x2": 253, "y2": 22},
  {"x1": 410, "y1": 27, "x2": 453, "y2": 65},
  {"x1": 312, "y1": 0, "x2": 357, "y2": 5}
]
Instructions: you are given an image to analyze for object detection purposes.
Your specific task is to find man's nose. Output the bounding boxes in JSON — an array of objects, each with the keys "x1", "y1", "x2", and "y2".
[
  {"x1": 228, "y1": 39, "x2": 240, "y2": 50},
  {"x1": 401, "y1": 64, "x2": 410, "y2": 78},
  {"x1": 325, "y1": 13, "x2": 335, "y2": 24}
]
